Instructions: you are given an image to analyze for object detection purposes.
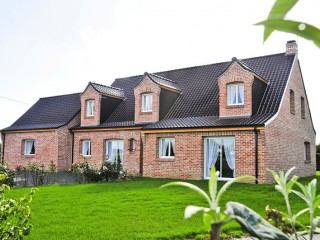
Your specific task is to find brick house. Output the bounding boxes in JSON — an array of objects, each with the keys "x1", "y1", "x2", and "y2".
[{"x1": 1, "y1": 41, "x2": 316, "y2": 183}]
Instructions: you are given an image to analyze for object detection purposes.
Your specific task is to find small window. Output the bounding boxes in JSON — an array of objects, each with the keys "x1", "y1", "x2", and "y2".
[
  {"x1": 141, "y1": 93, "x2": 152, "y2": 112},
  {"x1": 86, "y1": 100, "x2": 95, "y2": 116},
  {"x1": 159, "y1": 138, "x2": 175, "y2": 158},
  {"x1": 24, "y1": 140, "x2": 35, "y2": 155},
  {"x1": 106, "y1": 140, "x2": 124, "y2": 166},
  {"x1": 304, "y1": 142, "x2": 311, "y2": 163},
  {"x1": 290, "y1": 90, "x2": 295, "y2": 114},
  {"x1": 301, "y1": 97, "x2": 305, "y2": 119},
  {"x1": 82, "y1": 140, "x2": 91, "y2": 157},
  {"x1": 227, "y1": 83, "x2": 244, "y2": 105}
]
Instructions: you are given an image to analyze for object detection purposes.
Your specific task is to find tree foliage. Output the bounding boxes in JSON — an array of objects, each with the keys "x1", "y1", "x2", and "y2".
[{"x1": 256, "y1": 0, "x2": 320, "y2": 47}]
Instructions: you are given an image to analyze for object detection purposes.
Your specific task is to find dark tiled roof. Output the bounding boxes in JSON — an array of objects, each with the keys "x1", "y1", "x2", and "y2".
[
  {"x1": 2, "y1": 93, "x2": 81, "y2": 131},
  {"x1": 89, "y1": 82, "x2": 125, "y2": 99},
  {"x1": 4, "y1": 52, "x2": 296, "y2": 131},
  {"x1": 108, "y1": 52, "x2": 295, "y2": 128},
  {"x1": 147, "y1": 73, "x2": 181, "y2": 91}
]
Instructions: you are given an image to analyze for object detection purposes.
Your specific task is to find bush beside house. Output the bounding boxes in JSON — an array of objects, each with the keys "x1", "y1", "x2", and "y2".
[{"x1": 317, "y1": 144, "x2": 320, "y2": 171}]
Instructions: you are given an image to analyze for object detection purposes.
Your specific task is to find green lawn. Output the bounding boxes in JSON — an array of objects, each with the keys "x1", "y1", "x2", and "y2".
[{"x1": 6, "y1": 175, "x2": 320, "y2": 240}]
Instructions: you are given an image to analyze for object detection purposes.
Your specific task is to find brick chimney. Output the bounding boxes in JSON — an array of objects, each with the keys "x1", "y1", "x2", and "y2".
[{"x1": 286, "y1": 40, "x2": 298, "y2": 55}]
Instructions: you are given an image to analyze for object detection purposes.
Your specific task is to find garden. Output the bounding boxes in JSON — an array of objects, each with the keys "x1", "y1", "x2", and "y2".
[{"x1": 1, "y1": 165, "x2": 320, "y2": 239}]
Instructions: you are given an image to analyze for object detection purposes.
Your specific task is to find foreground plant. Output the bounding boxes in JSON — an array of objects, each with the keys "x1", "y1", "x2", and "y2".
[
  {"x1": 161, "y1": 167, "x2": 253, "y2": 240},
  {"x1": 0, "y1": 172, "x2": 37, "y2": 239}
]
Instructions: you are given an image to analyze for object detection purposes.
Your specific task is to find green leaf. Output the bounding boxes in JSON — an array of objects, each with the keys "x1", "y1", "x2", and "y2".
[
  {"x1": 226, "y1": 202, "x2": 290, "y2": 240},
  {"x1": 215, "y1": 175, "x2": 255, "y2": 208},
  {"x1": 291, "y1": 190, "x2": 310, "y2": 206},
  {"x1": 293, "y1": 207, "x2": 309, "y2": 221},
  {"x1": 161, "y1": 182, "x2": 211, "y2": 206},
  {"x1": 209, "y1": 166, "x2": 218, "y2": 205},
  {"x1": 184, "y1": 205, "x2": 209, "y2": 219},
  {"x1": 263, "y1": 0, "x2": 299, "y2": 39},
  {"x1": 256, "y1": 19, "x2": 320, "y2": 47},
  {"x1": 203, "y1": 212, "x2": 213, "y2": 232}
]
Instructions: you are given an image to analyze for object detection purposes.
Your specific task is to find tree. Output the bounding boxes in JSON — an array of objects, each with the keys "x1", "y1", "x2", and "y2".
[
  {"x1": 256, "y1": 0, "x2": 320, "y2": 48},
  {"x1": 316, "y1": 144, "x2": 320, "y2": 154}
]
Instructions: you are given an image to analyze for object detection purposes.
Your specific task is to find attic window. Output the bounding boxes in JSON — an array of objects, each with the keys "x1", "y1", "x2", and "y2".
[
  {"x1": 301, "y1": 96, "x2": 305, "y2": 119},
  {"x1": 142, "y1": 93, "x2": 152, "y2": 112},
  {"x1": 86, "y1": 100, "x2": 95, "y2": 116},
  {"x1": 304, "y1": 141, "x2": 310, "y2": 163},
  {"x1": 227, "y1": 83, "x2": 244, "y2": 106}
]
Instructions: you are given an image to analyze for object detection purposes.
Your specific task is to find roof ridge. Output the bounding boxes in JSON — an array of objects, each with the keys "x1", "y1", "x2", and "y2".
[
  {"x1": 148, "y1": 72, "x2": 177, "y2": 83},
  {"x1": 91, "y1": 82, "x2": 124, "y2": 91},
  {"x1": 40, "y1": 92, "x2": 81, "y2": 100}
]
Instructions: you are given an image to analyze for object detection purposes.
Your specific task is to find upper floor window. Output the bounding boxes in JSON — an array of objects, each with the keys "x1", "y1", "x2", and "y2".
[
  {"x1": 159, "y1": 138, "x2": 175, "y2": 158},
  {"x1": 86, "y1": 100, "x2": 95, "y2": 116},
  {"x1": 301, "y1": 96, "x2": 305, "y2": 119},
  {"x1": 24, "y1": 140, "x2": 35, "y2": 155},
  {"x1": 290, "y1": 89, "x2": 295, "y2": 114},
  {"x1": 304, "y1": 141, "x2": 310, "y2": 163},
  {"x1": 142, "y1": 93, "x2": 152, "y2": 112},
  {"x1": 227, "y1": 83, "x2": 244, "y2": 106},
  {"x1": 82, "y1": 140, "x2": 91, "y2": 157}
]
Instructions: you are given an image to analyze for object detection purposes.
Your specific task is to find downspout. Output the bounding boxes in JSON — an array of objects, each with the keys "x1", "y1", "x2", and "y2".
[
  {"x1": 71, "y1": 131, "x2": 74, "y2": 164},
  {"x1": 254, "y1": 127, "x2": 259, "y2": 184},
  {"x1": 1, "y1": 133, "x2": 5, "y2": 165},
  {"x1": 139, "y1": 134, "x2": 143, "y2": 176}
]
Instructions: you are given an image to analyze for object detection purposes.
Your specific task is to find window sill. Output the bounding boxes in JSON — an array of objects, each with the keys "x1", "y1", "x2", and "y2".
[
  {"x1": 23, "y1": 155, "x2": 35, "y2": 158},
  {"x1": 140, "y1": 111, "x2": 153, "y2": 115},
  {"x1": 226, "y1": 104, "x2": 244, "y2": 109},
  {"x1": 85, "y1": 116, "x2": 94, "y2": 119},
  {"x1": 157, "y1": 157, "x2": 174, "y2": 162}
]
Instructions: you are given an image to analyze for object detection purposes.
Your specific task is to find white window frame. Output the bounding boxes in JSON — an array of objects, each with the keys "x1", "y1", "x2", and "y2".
[
  {"x1": 159, "y1": 138, "x2": 175, "y2": 158},
  {"x1": 105, "y1": 140, "x2": 124, "y2": 166},
  {"x1": 82, "y1": 140, "x2": 91, "y2": 157},
  {"x1": 86, "y1": 100, "x2": 95, "y2": 116},
  {"x1": 141, "y1": 93, "x2": 153, "y2": 112},
  {"x1": 227, "y1": 83, "x2": 244, "y2": 106},
  {"x1": 24, "y1": 140, "x2": 35, "y2": 155}
]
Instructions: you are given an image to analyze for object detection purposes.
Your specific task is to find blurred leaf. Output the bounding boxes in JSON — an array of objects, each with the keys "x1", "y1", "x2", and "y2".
[
  {"x1": 256, "y1": 19, "x2": 320, "y2": 47},
  {"x1": 184, "y1": 205, "x2": 209, "y2": 219},
  {"x1": 264, "y1": 0, "x2": 299, "y2": 39},
  {"x1": 226, "y1": 202, "x2": 289, "y2": 240}
]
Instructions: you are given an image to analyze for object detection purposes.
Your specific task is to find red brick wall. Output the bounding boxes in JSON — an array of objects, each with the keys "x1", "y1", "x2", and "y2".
[
  {"x1": 4, "y1": 130, "x2": 59, "y2": 170},
  {"x1": 81, "y1": 85, "x2": 101, "y2": 126},
  {"x1": 265, "y1": 57, "x2": 316, "y2": 181},
  {"x1": 142, "y1": 129, "x2": 267, "y2": 182},
  {"x1": 218, "y1": 63, "x2": 254, "y2": 117},
  {"x1": 134, "y1": 76, "x2": 161, "y2": 123},
  {"x1": 57, "y1": 113, "x2": 81, "y2": 171},
  {"x1": 73, "y1": 129, "x2": 141, "y2": 175}
]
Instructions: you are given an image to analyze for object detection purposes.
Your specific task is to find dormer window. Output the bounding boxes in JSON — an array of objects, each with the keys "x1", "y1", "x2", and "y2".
[
  {"x1": 228, "y1": 83, "x2": 244, "y2": 106},
  {"x1": 142, "y1": 93, "x2": 152, "y2": 112},
  {"x1": 86, "y1": 100, "x2": 95, "y2": 116}
]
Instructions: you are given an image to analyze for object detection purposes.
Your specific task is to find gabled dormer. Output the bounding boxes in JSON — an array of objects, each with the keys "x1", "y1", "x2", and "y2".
[
  {"x1": 134, "y1": 72, "x2": 181, "y2": 123},
  {"x1": 218, "y1": 57, "x2": 268, "y2": 118},
  {"x1": 80, "y1": 82, "x2": 124, "y2": 126}
]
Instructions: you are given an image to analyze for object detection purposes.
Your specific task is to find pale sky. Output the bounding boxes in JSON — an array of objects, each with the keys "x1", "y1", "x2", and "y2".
[{"x1": 0, "y1": 0, "x2": 319, "y2": 143}]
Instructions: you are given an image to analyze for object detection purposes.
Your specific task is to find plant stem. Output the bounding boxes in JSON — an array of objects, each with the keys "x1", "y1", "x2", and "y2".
[
  {"x1": 285, "y1": 196, "x2": 298, "y2": 240},
  {"x1": 210, "y1": 223, "x2": 221, "y2": 240}
]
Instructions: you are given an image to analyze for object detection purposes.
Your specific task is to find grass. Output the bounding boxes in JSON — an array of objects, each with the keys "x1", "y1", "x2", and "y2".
[{"x1": 6, "y1": 175, "x2": 320, "y2": 240}]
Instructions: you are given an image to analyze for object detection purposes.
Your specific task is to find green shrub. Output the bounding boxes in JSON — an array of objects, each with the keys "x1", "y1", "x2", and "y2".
[
  {"x1": 101, "y1": 160, "x2": 123, "y2": 181},
  {"x1": 0, "y1": 165, "x2": 15, "y2": 187},
  {"x1": 0, "y1": 173, "x2": 37, "y2": 239},
  {"x1": 317, "y1": 153, "x2": 320, "y2": 171}
]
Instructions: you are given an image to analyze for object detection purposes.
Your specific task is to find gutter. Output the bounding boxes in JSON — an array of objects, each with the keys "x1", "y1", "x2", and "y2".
[{"x1": 254, "y1": 127, "x2": 260, "y2": 184}]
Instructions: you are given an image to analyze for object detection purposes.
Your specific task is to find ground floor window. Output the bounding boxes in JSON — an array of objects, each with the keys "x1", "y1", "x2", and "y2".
[
  {"x1": 82, "y1": 140, "x2": 91, "y2": 157},
  {"x1": 204, "y1": 137, "x2": 235, "y2": 179},
  {"x1": 159, "y1": 138, "x2": 175, "y2": 158},
  {"x1": 106, "y1": 140, "x2": 124, "y2": 166},
  {"x1": 24, "y1": 140, "x2": 35, "y2": 155}
]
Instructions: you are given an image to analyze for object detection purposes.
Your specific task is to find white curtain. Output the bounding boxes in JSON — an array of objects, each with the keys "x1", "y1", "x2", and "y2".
[
  {"x1": 25, "y1": 141, "x2": 34, "y2": 154},
  {"x1": 143, "y1": 94, "x2": 152, "y2": 111},
  {"x1": 82, "y1": 141, "x2": 90, "y2": 156},
  {"x1": 238, "y1": 85, "x2": 244, "y2": 104},
  {"x1": 228, "y1": 85, "x2": 236, "y2": 105},
  {"x1": 223, "y1": 138, "x2": 235, "y2": 170},
  {"x1": 107, "y1": 141, "x2": 124, "y2": 164},
  {"x1": 170, "y1": 139, "x2": 175, "y2": 156},
  {"x1": 206, "y1": 139, "x2": 220, "y2": 177}
]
